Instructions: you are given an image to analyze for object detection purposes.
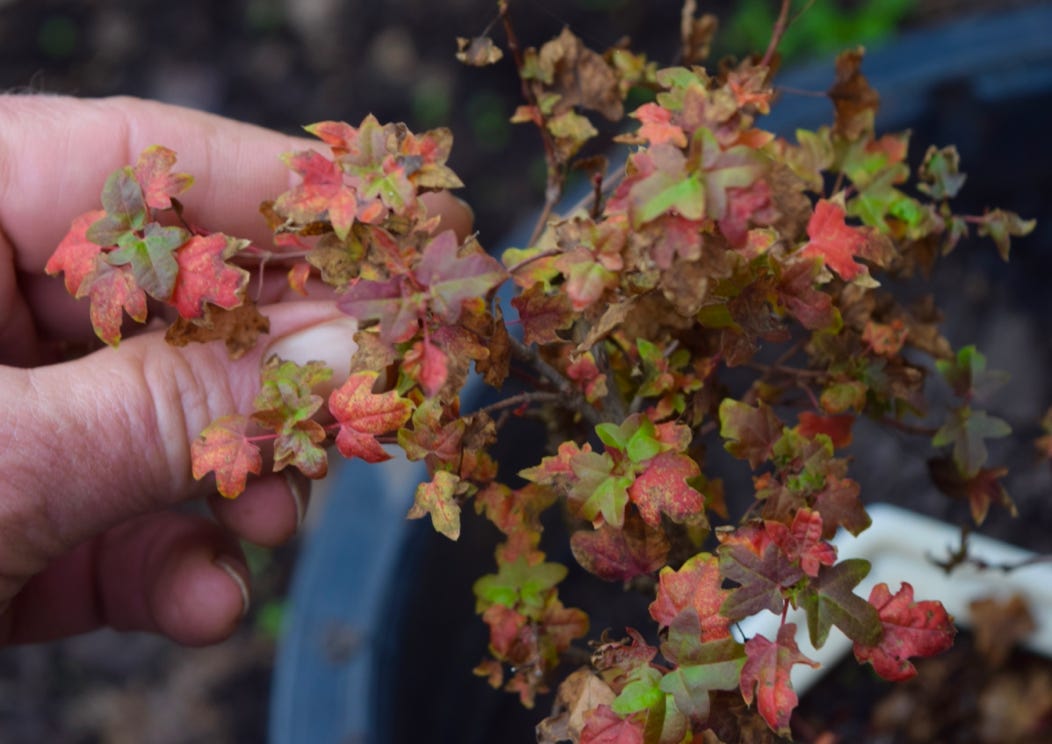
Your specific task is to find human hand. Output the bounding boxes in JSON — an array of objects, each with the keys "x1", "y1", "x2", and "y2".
[{"x1": 0, "y1": 95, "x2": 472, "y2": 645}]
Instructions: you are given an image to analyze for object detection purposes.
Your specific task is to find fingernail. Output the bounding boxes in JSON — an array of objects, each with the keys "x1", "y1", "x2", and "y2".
[
  {"x1": 264, "y1": 316, "x2": 359, "y2": 387},
  {"x1": 214, "y1": 557, "x2": 251, "y2": 619},
  {"x1": 284, "y1": 470, "x2": 309, "y2": 530}
]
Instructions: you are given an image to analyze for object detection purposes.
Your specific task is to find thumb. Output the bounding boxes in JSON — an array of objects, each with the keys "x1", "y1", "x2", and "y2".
[{"x1": 0, "y1": 301, "x2": 358, "y2": 581}]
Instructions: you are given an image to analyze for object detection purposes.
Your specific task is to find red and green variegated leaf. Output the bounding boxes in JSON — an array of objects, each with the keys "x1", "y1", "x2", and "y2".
[
  {"x1": 579, "y1": 705, "x2": 646, "y2": 744},
  {"x1": 83, "y1": 261, "x2": 149, "y2": 346},
  {"x1": 251, "y1": 356, "x2": 331, "y2": 434},
  {"x1": 407, "y1": 470, "x2": 461, "y2": 540},
  {"x1": 171, "y1": 233, "x2": 250, "y2": 319},
  {"x1": 739, "y1": 623, "x2": 818, "y2": 735},
  {"x1": 105, "y1": 222, "x2": 188, "y2": 300},
  {"x1": 273, "y1": 419, "x2": 328, "y2": 479},
  {"x1": 853, "y1": 582, "x2": 956, "y2": 681},
  {"x1": 415, "y1": 230, "x2": 507, "y2": 323},
  {"x1": 570, "y1": 510, "x2": 670, "y2": 582},
  {"x1": 627, "y1": 451, "x2": 705, "y2": 526},
  {"x1": 329, "y1": 371, "x2": 413, "y2": 462},
  {"x1": 719, "y1": 399, "x2": 783, "y2": 469},
  {"x1": 718, "y1": 540, "x2": 803, "y2": 621},
  {"x1": 191, "y1": 414, "x2": 262, "y2": 499},
  {"x1": 338, "y1": 276, "x2": 426, "y2": 345},
  {"x1": 133, "y1": 145, "x2": 193, "y2": 210},
  {"x1": 649, "y1": 552, "x2": 731, "y2": 641}
]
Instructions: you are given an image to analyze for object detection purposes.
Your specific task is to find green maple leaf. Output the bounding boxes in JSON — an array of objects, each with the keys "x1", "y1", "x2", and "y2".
[
  {"x1": 596, "y1": 415, "x2": 664, "y2": 465},
  {"x1": 917, "y1": 145, "x2": 966, "y2": 201},
  {"x1": 105, "y1": 222, "x2": 188, "y2": 300},
  {"x1": 659, "y1": 623, "x2": 745, "y2": 723},
  {"x1": 625, "y1": 144, "x2": 705, "y2": 227},
  {"x1": 611, "y1": 665, "x2": 665, "y2": 717},
  {"x1": 796, "y1": 558, "x2": 881, "y2": 648},
  {"x1": 86, "y1": 167, "x2": 148, "y2": 245},
  {"x1": 571, "y1": 450, "x2": 634, "y2": 528},
  {"x1": 191, "y1": 414, "x2": 262, "y2": 499},
  {"x1": 407, "y1": 470, "x2": 461, "y2": 540},
  {"x1": 473, "y1": 556, "x2": 568, "y2": 618},
  {"x1": 933, "y1": 406, "x2": 1011, "y2": 478}
]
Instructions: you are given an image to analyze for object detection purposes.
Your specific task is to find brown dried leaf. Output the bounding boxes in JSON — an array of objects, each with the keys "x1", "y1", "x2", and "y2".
[
  {"x1": 969, "y1": 594, "x2": 1036, "y2": 669},
  {"x1": 164, "y1": 301, "x2": 270, "y2": 359},
  {"x1": 535, "y1": 28, "x2": 623, "y2": 121},
  {"x1": 456, "y1": 35, "x2": 504, "y2": 67},
  {"x1": 828, "y1": 48, "x2": 879, "y2": 141}
]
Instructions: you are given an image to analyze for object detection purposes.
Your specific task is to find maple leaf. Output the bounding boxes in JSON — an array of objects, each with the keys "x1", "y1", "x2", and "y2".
[
  {"x1": 250, "y1": 356, "x2": 332, "y2": 477},
  {"x1": 105, "y1": 222, "x2": 188, "y2": 300},
  {"x1": 407, "y1": 470, "x2": 461, "y2": 540},
  {"x1": 776, "y1": 257, "x2": 838, "y2": 331},
  {"x1": 398, "y1": 397, "x2": 465, "y2": 464},
  {"x1": 718, "y1": 540, "x2": 803, "y2": 621},
  {"x1": 170, "y1": 233, "x2": 250, "y2": 319},
  {"x1": 975, "y1": 208, "x2": 1035, "y2": 261},
  {"x1": 649, "y1": 552, "x2": 732, "y2": 641},
  {"x1": 570, "y1": 450, "x2": 634, "y2": 528},
  {"x1": 83, "y1": 262, "x2": 149, "y2": 346},
  {"x1": 927, "y1": 457, "x2": 1016, "y2": 526},
  {"x1": 932, "y1": 406, "x2": 1011, "y2": 478},
  {"x1": 474, "y1": 556, "x2": 567, "y2": 618},
  {"x1": 510, "y1": 283, "x2": 574, "y2": 345},
  {"x1": 339, "y1": 275, "x2": 425, "y2": 345},
  {"x1": 739, "y1": 623, "x2": 818, "y2": 735},
  {"x1": 828, "y1": 47, "x2": 879, "y2": 141},
  {"x1": 456, "y1": 34, "x2": 504, "y2": 66},
  {"x1": 403, "y1": 337, "x2": 449, "y2": 396},
  {"x1": 798, "y1": 198, "x2": 874, "y2": 282},
  {"x1": 610, "y1": 665, "x2": 664, "y2": 717},
  {"x1": 86, "y1": 167, "x2": 148, "y2": 245},
  {"x1": 623, "y1": 145, "x2": 704, "y2": 227},
  {"x1": 46, "y1": 209, "x2": 107, "y2": 295},
  {"x1": 329, "y1": 370, "x2": 413, "y2": 462},
  {"x1": 719, "y1": 399, "x2": 783, "y2": 469},
  {"x1": 630, "y1": 102, "x2": 687, "y2": 148},
  {"x1": 917, "y1": 145, "x2": 966, "y2": 201},
  {"x1": 191, "y1": 414, "x2": 262, "y2": 499},
  {"x1": 132, "y1": 145, "x2": 193, "y2": 210},
  {"x1": 862, "y1": 318, "x2": 908, "y2": 356},
  {"x1": 627, "y1": 451, "x2": 705, "y2": 527},
  {"x1": 659, "y1": 629, "x2": 745, "y2": 723},
  {"x1": 853, "y1": 582, "x2": 956, "y2": 681},
  {"x1": 570, "y1": 510, "x2": 670, "y2": 582},
  {"x1": 164, "y1": 301, "x2": 270, "y2": 359},
  {"x1": 797, "y1": 558, "x2": 882, "y2": 649},
  {"x1": 797, "y1": 412, "x2": 854, "y2": 449},
  {"x1": 579, "y1": 705, "x2": 645, "y2": 744},
  {"x1": 415, "y1": 230, "x2": 507, "y2": 323}
]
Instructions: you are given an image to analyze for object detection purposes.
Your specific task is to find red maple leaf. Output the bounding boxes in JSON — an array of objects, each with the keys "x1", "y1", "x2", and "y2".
[
  {"x1": 853, "y1": 582, "x2": 956, "y2": 681},
  {"x1": 415, "y1": 230, "x2": 508, "y2": 323},
  {"x1": 631, "y1": 102, "x2": 686, "y2": 148},
  {"x1": 579, "y1": 705, "x2": 645, "y2": 744},
  {"x1": 171, "y1": 233, "x2": 250, "y2": 319},
  {"x1": 799, "y1": 198, "x2": 872, "y2": 281},
  {"x1": 648, "y1": 552, "x2": 731, "y2": 641},
  {"x1": 740, "y1": 623, "x2": 818, "y2": 735},
  {"x1": 329, "y1": 371, "x2": 413, "y2": 462},
  {"x1": 191, "y1": 414, "x2": 262, "y2": 499},
  {"x1": 45, "y1": 209, "x2": 106, "y2": 295},
  {"x1": 797, "y1": 411, "x2": 854, "y2": 449},
  {"x1": 84, "y1": 262, "x2": 149, "y2": 346},
  {"x1": 132, "y1": 145, "x2": 193, "y2": 210},
  {"x1": 627, "y1": 451, "x2": 704, "y2": 526},
  {"x1": 570, "y1": 510, "x2": 670, "y2": 582}
]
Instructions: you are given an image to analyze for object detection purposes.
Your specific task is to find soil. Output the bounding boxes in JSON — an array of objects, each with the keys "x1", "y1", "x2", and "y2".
[{"x1": 1, "y1": 1, "x2": 1051, "y2": 743}]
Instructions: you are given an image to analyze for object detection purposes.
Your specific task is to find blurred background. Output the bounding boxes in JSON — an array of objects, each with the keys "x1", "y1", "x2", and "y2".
[{"x1": 1, "y1": 0, "x2": 1049, "y2": 742}]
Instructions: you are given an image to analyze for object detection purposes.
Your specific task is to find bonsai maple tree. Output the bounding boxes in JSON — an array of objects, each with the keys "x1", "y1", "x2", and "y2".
[{"x1": 45, "y1": 1, "x2": 1037, "y2": 740}]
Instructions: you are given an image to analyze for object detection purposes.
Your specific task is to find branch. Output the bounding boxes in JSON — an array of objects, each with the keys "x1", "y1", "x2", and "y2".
[
  {"x1": 509, "y1": 336, "x2": 603, "y2": 429},
  {"x1": 761, "y1": 0, "x2": 793, "y2": 68}
]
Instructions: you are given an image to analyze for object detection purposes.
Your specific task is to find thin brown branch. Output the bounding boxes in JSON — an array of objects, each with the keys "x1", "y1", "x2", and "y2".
[
  {"x1": 761, "y1": 0, "x2": 793, "y2": 68},
  {"x1": 475, "y1": 391, "x2": 564, "y2": 417},
  {"x1": 509, "y1": 336, "x2": 603, "y2": 429}
]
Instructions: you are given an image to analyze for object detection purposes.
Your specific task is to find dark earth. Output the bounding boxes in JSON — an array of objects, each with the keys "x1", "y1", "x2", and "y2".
[{"x1": 1, "y1": 0, "x2": 1050, "y2": 742}]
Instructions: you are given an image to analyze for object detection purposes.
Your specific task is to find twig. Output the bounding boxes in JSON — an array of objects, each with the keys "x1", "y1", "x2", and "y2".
[
  {"x1": 761, "y1": 0, "x2": 793, "y2": 68},
  {"x1": 503, "y1": 247, "x2": 561, "y2": 276},
  {"x1": 475, "y1": 391, "x2": 564, "y2": 417},
  {"x1": 880, "y1": 417, "x2": 939, "y2": 438},
  {"x1": 509, "y1": 336, "x2": 603, "y2": 428},
  {"x1": 498, "y1": 0, "x2": 566, "y2": 247}
]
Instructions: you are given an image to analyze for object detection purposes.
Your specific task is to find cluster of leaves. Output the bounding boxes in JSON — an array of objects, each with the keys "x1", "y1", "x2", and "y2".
[{"x1": 48, "y1": 2, "x2": 1038, "y2": 740}]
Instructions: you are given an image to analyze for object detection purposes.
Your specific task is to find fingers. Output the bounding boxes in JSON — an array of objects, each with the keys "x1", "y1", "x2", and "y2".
[
  {"x1": 209, "y1": 471, "x2": 311, "y2": 548},
  {"x1": 0, "y1": 95, "x2": 475, "y2": 270},
  {"x1": 0, "y1": 301, "x2": 356, "y2": 581},
  {"x1": 1, "y1": 512, "x2": 249, "y2": 645}
]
